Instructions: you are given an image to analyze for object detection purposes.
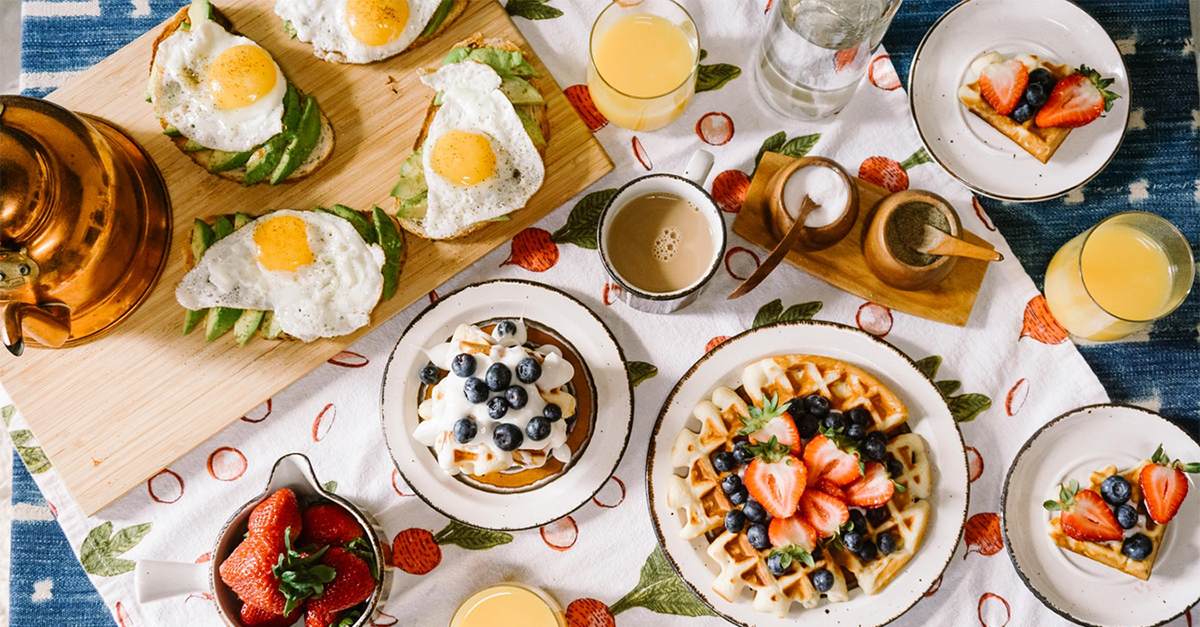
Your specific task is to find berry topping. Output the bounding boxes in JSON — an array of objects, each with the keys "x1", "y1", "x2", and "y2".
[
  {"x1": 878, "y1": 531, "x2": 897, "y2": 555},
  {"x1": 739, "y1": 394, "x2": 801, "y2": 453},
  {"x1": 543, "y1": 403, "x2": 563, "y2": 422},
  {"x1": 463, "y1": 377, "x2": 488, "y2": 404},
  {"x1": 841, "y1": 530, "x2": 863, "y2": 553},
  {"x1": 492, "y1": 423, "x2": 523, "y2": 451},
  {"x1": 451, "y1": 353, "x2": 475, "y2": 378},
  {"x1": 861, "y1": 431, "x2": 887, "y2": 462},
  {"x1": 418, "y1": 363, "x2": 440, "y2": 385},
  {"x1": 810, "y1": 569, "x2": 834, "y2": 592},
  {"x1": 979, "y1": 58, "x2": 1029, "y2": 115},
  {"x1": 845, "y1": 461, "x2": 898, "y2": 508},
  {"x1": 485, "y1": 363, "x2": 512, "y2": 392},
  {"x1": 721, "y1": 474, "x2": 743, "y2": 495},
  {"x1": 515, "y1": 357, "x2": 541, "y2": 383},
  {"x1": 493, "y1": 320, "x2": 518, "y2": 338},
  {"x1": 1100, "y1": 474, "x2": 1132, "y2": 505},
  {"x1": 1121, "y1": 533, "x2": 1153, "y2": 561},
  {"x1": 728, "y1": 485, "x2": 749, "y2": 506},
  {"x1": 803, "y1": 434, "x2": 862, "y2": 487},
  {"x1": 848, "y1": 509, "x2": 867, "y2": 534},
  {"x1": 747, "y1": 523, "x2": 772, "y2": 550},
  {"x1": 743, "y1": 437, "x2": 808, "y2": 518},
  {"x1": 712, "y1": 451, "x2": 737, "y2": 473},
  {"x1": 804, "y1": 394, "x2": 831, "y2": 419},
  {"x1": 452, "y1": 418, "x2": 477, "y2": 443},
  {"x1": 886, "y1": 457, "x2": 904, "y2": 479},
  {"x1": 822, "y1": 412, "x2": 845, "y2": 432},
  {"x1": 846, "y1": 407, "x2": 871, "y2": 429},
  {"x1": 725, "y1": 509, "x2": 746, "y2": 534},
  {"x1": 1140, "y1": 445, "x2": 1200, "y2": 524},
  {"x1": 866, "y1": 506, "x2": 890, "y2": 525},
  {"x1": 855, "y1": 537, "x2": 878, "y2": 562},
  {"x1": 733, "y1": 441, "x2": 754, "y2": 464},
  {"x1": 799, "y1": 489, "x2": 850, "y2": 538},
  {"x1": 1115, "y1": 503, "x2": 1138, "y2": 530},
  {"x1": 486, "y1": 397, "x2": 508, "y2": 420},
  {"x1": 1044, "y1": 481, "x2": 1123, "y2": 542},
  {"x1": 1035, "y1": 65, "x2": 1120, "y2": 128},
  {"x1": 795, "y1": 413, "x2": 821, "y2": 439},
  {"x1": 845, "y1": 423, "x2": 866, "y2": 441},
  {"x1": 525, "y1": 416, "x2": 551, "y2": 441},
  {"x1": 743, "y1": 500, "x2": 770, "y2": 524},
  {"x1": 769, "y1": 515, "x2": 819, "y2": 553},
  {"x1": 1009, "y1": 101, "x2": 1036, "y2": 124},
  {"x1": 766, "y1": 551, "x2": 789, "y2": 576}
]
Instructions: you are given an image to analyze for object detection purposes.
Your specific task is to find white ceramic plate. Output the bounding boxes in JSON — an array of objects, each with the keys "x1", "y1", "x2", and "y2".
[
  {"x1": 1001, "y1": 404, "x2": 1200, "y2": 627},
  {"x1": 646, "y1": 321, "x2": 969, "y2": 627},
  {"x1": 380, "y1": 280, "x2": 633, "y2": 530},
  {"x1": 909, "y1": 0, "x2": 1130, "y2": 201}
]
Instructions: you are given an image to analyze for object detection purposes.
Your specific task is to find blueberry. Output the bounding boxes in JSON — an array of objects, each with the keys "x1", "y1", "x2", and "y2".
[
  {"x1": 515, "y1": 357, "x2": 541, "y2": 384},
  {"x1": 543, "y1": 403, "x2": 563, "y2": 422},
  {"x1": 1121, "y1": 533, "x2": 1152, "y2": 561},
  {"x1": 452, "y1": 418, "x2": 477, "y2": 443},
  {"x1": 725, "y1": 509, "x2": 747, "y2": 534},
  {"x1": 1024, "y1": 81, "x2": 1049, "y2": 107},
  {"x1": 810, "y1": 569, "x2": 834, "y2": 592},
  {"x1": 743, "y1": 500, "x2": 769, "y2": 523},
  {"x1": 804, "y1": 394, "x2": 831, "y2": 419},
  {"x1": 841, "y1": 531, "x2": 863, "y2": 553},
  {"x1": 526, "y1": 416, "x2": 551, "y2": 441},
  {"x1": 856, "y1": 538, "x2": 877, "y2": 562},
  {"x1": 728, "y1": 486, "x2": 749, "y2": 506},
  {"x1": 848, "y1": 510, "x2": 867, "y2": 534},
  {"x1": 712, "y1": 451, "x2": 737, "y2": 473},
  {"x1": 877, "y1": 532, "x2": 897, "y2": 555},
  {"x1": 1101, "y1": 475, "x2": 1132, "y2": 505},
  {"x1": 861, "y1": 432, "x2": 887, "y2": 462},
  {"x1": 418, "y1": 363, "x2": 441, "y2": 385},
  {"x1": 795, "y1": 414, "x2": 821, "y2": 439},
  {"x1": 451, "y1": 353, "x2": 476, "y2": 377},
  {"x1": 766, "y1": 551, "x2": 789, "y2": 576},
  {"x1": 493, "y1": 423, "x2": 523, "y2": 451},
  {"x1": 886, "y1": 457, "x2": 904, "y2": 479},
  {"x1": 845, "y1": 423, "x2": 866, "y2": 441},
  {"x1": 1116, "y1": 504, "x2": 1139, "y2": 530},
  {"x1": 463, "y1": 377, "x2": 489, "y2": 403},
  {"x1": 747, "y1": 523, "x2": 771, "y2": 550},
  {"x1": 822, "y1": 411, "x2": 844, "y2": 432},
  {"x1": 721, "y1": 474, "x2": 743, "y2": 494},
  {"x1": 486, "y1": 397, "x2": 509, "y2": 420},
  {"x1": 504, "y1": 386, "x2": 528, "y2": 409},
  {"x1": 866, "y1": 506, "x2": 889, "y2": 525},
  {"x1": 1029, "y1": 67, "x2": 1056, "y2": 90},
  {"x1": 494, "y1": 320, "x2": 518, "y2": 338},
  {"x1": 485, "y1": 363, "x2": 512, "y2": 392},
  {"x1": 733, "y1": 441, "x2": 754, "y2": 464},
  {"x1": 846, "y1": 407, "x2": 871, "y2": 428},
  {"x1": 785, "y1": 400, "x2": 805, "y2": 420},
  {"x1": 1010, "y1": 101, "x2": 1036, "y2": 124}
]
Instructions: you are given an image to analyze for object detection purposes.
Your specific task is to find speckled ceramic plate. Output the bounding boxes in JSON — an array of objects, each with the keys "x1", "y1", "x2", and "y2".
[
  {"x1": 380, "y1": 280, "x2": 633, "y2": 530},
  {"x1": 1002, "y1": 404, "x2": 1200, "y2": 627},
  {"x1": 909, "y1": 0, "x2": 1130, "y2": 201},
  {"x1": 646, "y1": 320, "x2": 969, "y2": 627}
]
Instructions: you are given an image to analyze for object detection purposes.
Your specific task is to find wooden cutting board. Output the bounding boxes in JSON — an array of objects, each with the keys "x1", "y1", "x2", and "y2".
[
  {"x1": 732, "y1": 152, "x2": 993, "y2": 327},
  {"x1": 0, "y1": 0, "x2": 612, "y2": 515}
]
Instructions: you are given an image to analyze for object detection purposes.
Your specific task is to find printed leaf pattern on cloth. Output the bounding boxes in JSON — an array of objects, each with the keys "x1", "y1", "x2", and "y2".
[
  {"x1": 322, "y1": 480, "x2": 338, "y2": 493},
  {"x1": 2, "y1": 403, "x2": 14, "y2": 427},
  {"x1": 696, "y1": 49, "x2": 742, "y2": 93},
  {"x1": 608, "y1": 546, "x2": 715, "y2": 617},
  {"x1": 915, "y1": 355, "x2": 993, "y2": 422},
  {"x1": 10, "y1": 429, "x2": 51, "y2": 473},
  {"x1": 753, "y1": 299, "x2": 823, "y2": 329},
  {"x1": 506, "y1": 0, "x2": 563, "y2": 20},
  {"x1": 80, "y1": 521, "x2": 152, "y2": 576},
  {"x1": 552, "y1": 189, "x2": 618, "y2": 249},
  {"x1": 752, "y1": 131, "x2": 821, "y2": 175},
  {"x1": 626, "y1": 362, "x2": 659, "y2": 388},
  {"x1": 432, "y1": 520, "x2": 512, "y2": 550}
]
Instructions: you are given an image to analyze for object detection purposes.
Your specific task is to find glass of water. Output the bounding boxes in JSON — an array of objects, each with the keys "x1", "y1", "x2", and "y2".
[{"x1": 756, "y1": 0, "x2": 903, "y2": 120}]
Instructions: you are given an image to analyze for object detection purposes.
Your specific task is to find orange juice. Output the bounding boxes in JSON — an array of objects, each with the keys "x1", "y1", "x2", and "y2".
[
  {"x1": 450, "y1": 584, "x2": 564, "y2": 627},
  {"x1": 1080, "y1": 224, "x2": 1173, "y2": 321}
]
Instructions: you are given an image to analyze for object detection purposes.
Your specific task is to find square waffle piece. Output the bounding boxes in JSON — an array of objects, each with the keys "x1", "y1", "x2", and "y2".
[
  {"x1": 957, "y1": 53, "x2": 1073, "y2": 163},
  {"x1": 1048, "y1": 463, "x2": 1165, "y2": 580}
]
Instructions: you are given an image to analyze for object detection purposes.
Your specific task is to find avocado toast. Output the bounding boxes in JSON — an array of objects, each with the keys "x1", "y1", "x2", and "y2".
[{"x1": 278, "y1": 0, "x2": 469, "y2": 64}]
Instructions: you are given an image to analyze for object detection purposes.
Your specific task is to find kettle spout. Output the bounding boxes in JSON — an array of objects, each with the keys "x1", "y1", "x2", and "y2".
[{"x1": 1, "y1": 301, "x2": 71, "y2": 356}]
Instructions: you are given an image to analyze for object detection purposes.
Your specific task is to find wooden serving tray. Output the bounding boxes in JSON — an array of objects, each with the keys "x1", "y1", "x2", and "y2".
[
  {"x1": 732, "y1": 152, "x2": 993, "y2": 327},
  {"x1": 0, "y1": 0, "x2": 612, "y2": 515}
]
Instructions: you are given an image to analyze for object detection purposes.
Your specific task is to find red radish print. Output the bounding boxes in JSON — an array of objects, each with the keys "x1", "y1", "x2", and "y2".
[
  {"x1": 977, "y1": 593, "x2": 1011, "y2": 627},
  {"x1": 240, "y1": 399, "x2": 272, "y2": 424},
  {"x1": 593, "y1": 476, "x2": 627, "y2": 508},
  {"x1": 1020, "y1": 295, "x2": 1069, "y2": 344},
  {"x1": 502, "y1": 228, "x2": 559, "y2": 272},
  {"x1": 856, "y1": 302, "x2": 893, "y2": 337},
  {"x1": 391, "y1": 469, "x2": 414, "y2": 497},
  {"x1": 712, "y1": 169, "x2": 751, "y2": 213},
  {"x1": 859, "y1": 148, "x2": 931, "y2": 192},
  {"x1": 312, "y1": 403, "x2": 337, "y2": 442},
  {"x1": 372, "y1": 611, "x2": 398, "y2": 627},
  {"x1": 868, "y1": 55, "x2": 901, "y2": 90},
  {"x1": 602, "y1": 282, "x2": 622, "y2": 306},
  {"x1": 696, "y1": 112, "x2": 735, "y2": 145},
  {"x1": 632, "y1": 136, "x2": 652, "y2": 170},
  {"x1": 964, "y1": 512, "x2": 1003, "y2": 558},
  {"x1": 565, "y1": 599, "x2": 616, "y2": 627},
  {"x1": 115, "y1": 601, "x2": 133, "y2": 627},
  {"x1": 392, "y1": 528, "x2": 442, "y2": 575},
  {"x1": 147, "y1": 469, "x2": 184, "y2": 504},
  {"x1": 724, "y1": 246, "x2": 761, "y2": 280},
  {"x1": 836, "y1": 48, "x2": 858, "y2": 72},
  {"x1": 48, "y1": 501, "x2": 57, "y2": 517},
  {"x1": 924, "y1": 574, "x2": 943, "y2": 597},
  {"x1": 966, "y1": 446, "x2": 984, "y2": 483},
  {"x1": 764, "y1": 0, "x2": 773, "y2": 12},
  {"x1": 973, "y1": 197, "x2": 996, "y2": 231},
  {"x1": 1186, "y1": 609, "x2": 1193, "y2": 627},
  {"x1": 328, "y1": 351, "x2": 368, "y2": 368},
  {"x1": 207, "y1": 447, "x2": 247, "y2": 482},
  {"x1": 1006, "y1": 379, "x2": 1029, "y2": 416},
  {"x1": 705, "y1": 335, "x2": 730, "y2": 353},
  {"x1": 565, "y1": 85, "x2": 608, "y2": 133},
  {"x1": 540, "y1": 516, "x2": 578, "y2": 551}
]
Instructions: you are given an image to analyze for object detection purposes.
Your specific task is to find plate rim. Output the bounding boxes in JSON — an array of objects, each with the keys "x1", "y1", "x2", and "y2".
[
  {"x1": 999, "y1": 402, "x2": 1200, "y2": 627},
  {"x1": 644, "y1": 319, "x2": 970, "y2": 627},
  {"x1": 378, "y1": 278, "x2": 635, "y2": 531},
  {"x1": 906, "y1": 0, "x2": 1132, "y2": 202}
]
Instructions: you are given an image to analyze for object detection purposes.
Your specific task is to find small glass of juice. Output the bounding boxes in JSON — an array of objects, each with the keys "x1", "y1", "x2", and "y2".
[
  {"x1": 1043, "y1": 212, "x2": 1194, "y2": 341},
  {"x1": 588, "y1": 0, "x2": 700, "y2": 131},
  {"x1": 450, "y1": 583, "x2": 566, "y2": 627}
]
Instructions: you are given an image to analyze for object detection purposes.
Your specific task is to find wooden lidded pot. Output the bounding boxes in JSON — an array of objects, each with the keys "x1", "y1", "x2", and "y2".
[
  {"x1": 767, "y1": 156, "x2": 858, "y2": 251},
  {"x1": 863, "y1": 190, "x2": 962, "y2": 291}
]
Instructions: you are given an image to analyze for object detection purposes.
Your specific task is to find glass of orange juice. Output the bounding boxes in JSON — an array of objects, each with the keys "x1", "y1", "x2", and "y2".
[
  {"x1": 1044, "y1": 212, "x2": 1194, "y2": 341},
  {"x1": 450, "y1": 583, "x2": 566, "y2": 627},
  {"x1": 588, "y1": 0, "x2": 700, "y2": 131}
]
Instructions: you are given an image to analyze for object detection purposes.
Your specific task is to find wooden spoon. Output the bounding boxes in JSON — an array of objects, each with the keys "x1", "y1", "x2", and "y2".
[
  {"x1": 915, "y1": 224, "x2": 1003, "y2": 262},
  {"x1": 728, "y1": 196, "x2": 819, "y2": 300}
]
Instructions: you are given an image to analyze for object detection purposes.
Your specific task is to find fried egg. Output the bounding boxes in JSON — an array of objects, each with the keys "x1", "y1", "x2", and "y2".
[
  {"x1": 275, "y1": 0, "x2": 441, "y2": 64},
  {"x1": 420, "y1": 61, "x2": 544, "y2": 239},
  {"x1": 152, "y1": 19, "x2": 287, "y2": 152},
  {"x1": 176, "y1": 211, "x2": 386, "y2": 342}
]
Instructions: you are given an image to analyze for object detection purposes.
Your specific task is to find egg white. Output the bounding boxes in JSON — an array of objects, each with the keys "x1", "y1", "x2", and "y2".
[{"x1": 275, "y1": 0, "x2": 440, "y2": 64}]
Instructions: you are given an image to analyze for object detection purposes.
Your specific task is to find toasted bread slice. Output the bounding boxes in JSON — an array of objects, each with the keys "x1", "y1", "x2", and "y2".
[
  {"x1": 958, "y1": 54, "x2": 1072, "y2": 164},
  {"x1": 393, "y1": 34, "x2": 550, "y2": 240},
  {"x1": 283, "y1": 0, "x2": 469, "y2": 63},
  {"x1": 149, "y1": 6, "x2": 334, "y2": 184}
]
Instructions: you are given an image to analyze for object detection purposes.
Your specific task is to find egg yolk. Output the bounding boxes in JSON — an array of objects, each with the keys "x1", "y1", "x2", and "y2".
[
  {"x1": 208, "y1": 44, "x2": 278, "y2": 110},
  {"x1": 346, "y1": 0, "x2": 410, "y2": 47},
  {"x1": 431, "y1": 130, "x2": 497, "y2": 186},
  {"x1": 254, "y1": 216, "x2": 315, "y2": 272}
]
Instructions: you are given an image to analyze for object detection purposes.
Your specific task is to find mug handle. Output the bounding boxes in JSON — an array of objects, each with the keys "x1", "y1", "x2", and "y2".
[
  {"x1": 682, "y1": 150, "x2": 714, "y2": 186},
  {"x1": 135, "y1": 560, "x2": 210, "y2": 602}
]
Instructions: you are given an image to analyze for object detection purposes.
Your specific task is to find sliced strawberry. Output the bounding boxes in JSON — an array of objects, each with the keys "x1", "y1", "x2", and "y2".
[
  {"x1": 979, "y1": 58, "x2": 1029, "y2": 115},
  {"x1": 768, "y1": 515, "x2": 819, "y2": 553},
  {"x1": 1035, "y1": 65, "x2": 1119, "y2": 128},
  {"x1": 748, "y1": 418, "x2": 801, "y2": 453},
  {"x1": 739, "y1": 394, "x2": 800, "y2": 453},
  {"x1": 800, "y1": 489, "x2": 849, "y2": 538},
  {"x1": 1138, "y1": 445, "x2": 1200, "y2": 524},
  {"x1": 745, "y1": 454, "x2": 807, "y2": 519},
  {"x1": 844, "y1": 461, "x2": 895, "y2": 508},
  {"x1": 813, "y1": 479, "x2": 847, "y2": 503},
  {"x1": 803, "y1": 434, "x2": 861, "y2": 487},
  {"x1": 1061, "y1": 489, "x2": 1123, "y2": 542}
]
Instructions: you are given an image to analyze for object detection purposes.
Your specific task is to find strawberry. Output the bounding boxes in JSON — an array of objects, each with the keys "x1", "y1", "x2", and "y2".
[
  {"x1": 1035, "y1": 65, "x2": 1119, "y2": 128},
  {"x1": 768, "y1": 515, "x2": 819, "y2": 553},
  {"x1": 799, "y1": 489, "x2": 849, "y2": 538},
  {"x1": 300, "y1": 504, "x2": 365, "y2": 548},
  {"x1": 307, "y1": 548, "x2": 376, "y2": 617},
  {"x1": 248, "y1": 489, "x2": 302, "y2": 547},
  {"x1": 803, "y1": 434, "x2": 861, "y2": 487},
  {"x1": 738, "y1": 394, "x2": 800, "y2": 453},
  {"x1": 1139, "y1": 445, "x2": 1200, "y2": 524},
  {"x1": 220, "y1": 535, "x2": 289, "y2": 614},
  {"x1": 1044, "y1": 481, "x2": 1122, "y2": 542},
  {"x1": 978, "y1": 58, "x2": 1028, "y2": 116},
  {"x1": 240, "y1": 602, "x2": 303, "y2": 627},
  {"x1": 813, "y1": 479, "x2": 847, "y2": 502},
  {"x1": 743, "y1": 437, "x2": 807, "y2": 519},
  {"x1": 844, "y1": 461, "x2": 896, "y2": 508},
  {"x1": 305, "y1": 608, "x2": 341, "y2": 627}
]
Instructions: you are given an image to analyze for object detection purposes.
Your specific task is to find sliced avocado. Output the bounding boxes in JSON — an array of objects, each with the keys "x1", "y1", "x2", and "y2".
[
  {"x1": 182, "y1": 309, "x2": 207, "y2": 336},
  {"x1": 208, "y1": 148, "x2": 253, "y2": 173},
  {"x1": 242, "y1": 134, "x2": 288, "y2": 186},
  {"x1": 281, "y1": 83, "x2": 301, "y2": 132},
  {"x1": 283, "y1": 20, "x2": 297, "y2": 39},
  {"x1": 261, "y1": 312, "x2": 283, "y2": 339},
  {"x1": 234, "y1": 310, "x2": 265, "y2": 346},
  {"x1": 269, "y1": 95, "x2": 321, "y2": 185},
  {"x1": 396, "y1": 190, "x2": 427, "y2": 219},
  {"x1": 188, "y1": 0, "x2": 212, "y2": 25},
  {"x1": 233, "y1": 212, "x2": 254, "y2": 229},
  {"x1": 163, "y1": 125, "x2": 182, "y2": 137},
  {"x1": 467, "y1": 48, "x2": 539, "y2": 78},
  {"x1": 183, "y1": 138, "x2": 207, "y2": 152},
  {"x1": 515, "y1": 108, "x2": 546, "y2": 147},
  {"x1": 205, "y1": 307, "x2": 242, "y2": 342},
  {"x1": 500, "y1": 77, "x2": 543, "y2": 105},
  {"x1": 325, "y1": 205, "x2": 376, "y2": 244},
  {"x1": 373, "y1": 205, "x2": 403, "y2": 301},
  {"x1": 390, "y1": 149, "x2": 425, "y2": 199},
  {"x1": 442, "y1": 46, "x2": 470, "y2": 65},
  {"x1": 191, "y1": 218, "x2": 216, "y2": 263},
  {"x1": 421, "y1": 0, "x2": 456, "y2": 38},
  {"x1": 212, "y1": 215, "x2": 234, "y2": 240}
]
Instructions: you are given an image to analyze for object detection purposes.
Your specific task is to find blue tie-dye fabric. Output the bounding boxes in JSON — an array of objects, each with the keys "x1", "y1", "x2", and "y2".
[{"x1": 12, "y1": 1, "x2": 1199, "y2": 626}]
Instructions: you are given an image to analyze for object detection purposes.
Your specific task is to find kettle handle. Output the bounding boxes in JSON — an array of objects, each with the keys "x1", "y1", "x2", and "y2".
[{"x1": 0, "y1": 301, "x2": 71, "y2": 356}]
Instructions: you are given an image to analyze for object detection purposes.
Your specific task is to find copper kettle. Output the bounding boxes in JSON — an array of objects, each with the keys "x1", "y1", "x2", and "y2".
[{"x1": 0, "y1": 95, "x2": 171, "y2": 356}]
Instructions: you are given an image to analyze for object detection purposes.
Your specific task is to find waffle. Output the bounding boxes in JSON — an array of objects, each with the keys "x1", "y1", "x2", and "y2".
[
  {"x1": 667, "y1": 354, "x2": 933, "y2": 616},
  {"x1": 957, "y1": 54, "x2": 1073, "y2": 163},
  {"x1": 1048, "y1": 463, "x2": 1164, "y2": 580}
]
